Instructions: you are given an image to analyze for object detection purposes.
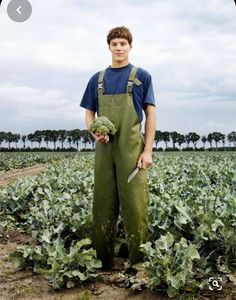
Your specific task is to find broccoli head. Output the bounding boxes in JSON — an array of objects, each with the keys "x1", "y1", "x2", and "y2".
[{"x1": 90, "y1": 116, "x2": 117, "y2": 136}]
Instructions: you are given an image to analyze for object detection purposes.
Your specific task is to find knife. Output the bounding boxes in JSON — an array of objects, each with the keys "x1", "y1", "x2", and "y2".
[{"x1": 127, "y1": 166, "x2": 141, "y2": 183}]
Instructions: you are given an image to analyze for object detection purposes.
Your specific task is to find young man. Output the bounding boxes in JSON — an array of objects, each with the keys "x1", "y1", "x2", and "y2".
[{"x1": 80, "y1": 26, "x2": 156, "y2": 270}]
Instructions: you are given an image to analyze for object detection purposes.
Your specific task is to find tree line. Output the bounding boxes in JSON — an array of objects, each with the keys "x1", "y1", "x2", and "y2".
[
  {"x1": 0, "y1": 130, "x2": 235, "y2": 150},
  {"x1": 0, "y1": 130, "x2": 93, "y2": 150},
  {"x1": 155, "y1": 130, "x2": 236, "y2": 150}
]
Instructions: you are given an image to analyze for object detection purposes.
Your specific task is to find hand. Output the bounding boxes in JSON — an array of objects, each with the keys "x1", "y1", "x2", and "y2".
[
  {"x1": 93, "y1": 132, "x2": 109, "y2": 144},
  {"x1": 137, "y1": 151, "x2": 152, "y2": 169}
]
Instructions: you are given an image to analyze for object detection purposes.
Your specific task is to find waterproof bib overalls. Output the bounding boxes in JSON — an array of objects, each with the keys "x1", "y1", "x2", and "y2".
[{"x1": 93, "y1": 66, "x2": 150, "y2": 268}]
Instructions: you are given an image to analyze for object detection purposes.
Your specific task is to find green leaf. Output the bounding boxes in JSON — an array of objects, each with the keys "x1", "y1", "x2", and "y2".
[
  {"x1": 186, "y1": 246, "x2": 200, "y2": 260},
  {"x1": 212, "y1": 219, "x2": 224, "y2": 232},
  {"x1": 71, "y1": 270, "x2": 87, "y2": 281},
  {"x1": 75, "y1": 238, "x2": 92, "y2": 250},
  {"x1": 167, "y1": 286, "x2": 178, "y2": 298},
  {"x1": 157, "y1": 232, "x2": 174, "y2": 250},
  {"x1": 175, "y1": 204, "x2": 192, "y2": 223},
  {"x1": 40, "y1": 229, "x2": 52, "y2": 243}
]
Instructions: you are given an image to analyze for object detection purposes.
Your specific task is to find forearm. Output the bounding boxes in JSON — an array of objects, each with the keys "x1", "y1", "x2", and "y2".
[
  {"x1": 85, "y1": 109, "x2": 96, "y2": 130},
  {"x1": 144, "y1": 105, "x2": 156, "y2": 153},
  {"x1": 137, "y1": 105, "x2": 156, "y2": 169}
]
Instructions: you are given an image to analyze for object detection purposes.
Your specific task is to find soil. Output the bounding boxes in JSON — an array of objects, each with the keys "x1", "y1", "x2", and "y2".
[
  {"x1": 0, "y1": 164, "x2": 48, "y2": 187},
  {"x1": 0, "y1": 231, "x2": 167, "y2": 300},
  {"x1": 0, "y1": 166, "x2": 235, "y2": 300},
  {"x1": 1, "y1": 231, "x2": 235, "y2": 300}
]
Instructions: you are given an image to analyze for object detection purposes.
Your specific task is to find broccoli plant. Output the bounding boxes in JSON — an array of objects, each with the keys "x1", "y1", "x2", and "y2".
[
  {"x1": 89, "y1": 116, "x2": 116, "y2": 136},
  {"x1": 140, "y1": 232, "x2": 200, "y2": 298}
]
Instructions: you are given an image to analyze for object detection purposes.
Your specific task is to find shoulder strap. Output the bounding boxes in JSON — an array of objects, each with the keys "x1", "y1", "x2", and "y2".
[
  {"x1": 126, "y1": 66, "x2": 138, "y2": 93},
  {"x1": 98, "y1": 70, "x2": 105, "y2": 96}
]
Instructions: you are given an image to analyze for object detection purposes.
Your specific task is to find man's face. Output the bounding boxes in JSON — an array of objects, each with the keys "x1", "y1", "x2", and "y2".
[{"x1": 109, "y1": 38, "x2": 132, "y2": 65}]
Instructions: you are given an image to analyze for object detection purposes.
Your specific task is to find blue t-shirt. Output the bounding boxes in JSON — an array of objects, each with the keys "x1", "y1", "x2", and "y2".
[{"x1": 80, "y1": 63, "x2": 155, "y2": 121}]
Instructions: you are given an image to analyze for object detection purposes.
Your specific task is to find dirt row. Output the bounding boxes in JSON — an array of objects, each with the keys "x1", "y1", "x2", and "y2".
[{"x1": 0, "y1": 164, "x2": 48, "y2": 188}]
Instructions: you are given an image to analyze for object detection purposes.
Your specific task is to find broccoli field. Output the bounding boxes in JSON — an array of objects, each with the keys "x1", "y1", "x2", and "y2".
[{"x1": 0, "y1": 152, "x2": 235, "y2": 299}]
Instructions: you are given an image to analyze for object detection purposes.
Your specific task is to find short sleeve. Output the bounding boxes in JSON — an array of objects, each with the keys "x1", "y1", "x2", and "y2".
[
  {"x1": 143, "y1": 74, "x2": 155, "y2": 109},
  {"x1": 80, "y1": 74, "x2": 98, "y2": 112}
]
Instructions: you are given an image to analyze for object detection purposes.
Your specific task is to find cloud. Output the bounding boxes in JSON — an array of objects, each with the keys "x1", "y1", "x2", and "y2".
[
  {"x1": 0, "y1": 83, "x2": 84, "y2": 133},
  {"x1": 0, "y1": 0, "x2": 235, "y2": 135}
]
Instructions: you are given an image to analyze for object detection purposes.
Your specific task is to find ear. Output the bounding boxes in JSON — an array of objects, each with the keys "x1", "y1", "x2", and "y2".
[{"x1": 129, "y1": 43, "x2": 133, "y2": 50}]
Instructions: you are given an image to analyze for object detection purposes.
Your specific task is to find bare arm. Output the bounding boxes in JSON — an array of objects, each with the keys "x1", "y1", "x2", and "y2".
[
  {"x1": 85, "y1": 109, "x2": 109, "y2": 143},
  {"x1": 85, "y1": 109, "x2": 96, "y2": 130},
  {"x1": 137, "y1": 105, "x2": 156, "y2": 169},
  {"x1": 144, "y1": 105, "x2": 156, "y2": 153}
]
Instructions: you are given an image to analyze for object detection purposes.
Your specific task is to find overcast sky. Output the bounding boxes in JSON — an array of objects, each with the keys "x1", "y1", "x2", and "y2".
[{"x1": 0, "y1": 0, "x2": 235, "y2": 136}]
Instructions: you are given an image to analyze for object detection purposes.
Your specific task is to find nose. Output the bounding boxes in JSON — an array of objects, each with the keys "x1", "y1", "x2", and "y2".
[{"x1": 116, "y1": 43, "x2": 122, "y2": 50}]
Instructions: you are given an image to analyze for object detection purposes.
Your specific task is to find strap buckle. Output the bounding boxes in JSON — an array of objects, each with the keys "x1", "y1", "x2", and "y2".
[
  {"x1": 127, "y1": 81, "x2": 133, "y2": 87},
  {"x1": 98, "y1": 83, "x2": 103, "y2": 89}
]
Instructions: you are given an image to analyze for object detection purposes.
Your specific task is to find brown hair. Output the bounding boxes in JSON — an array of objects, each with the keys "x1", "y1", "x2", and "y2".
[{"x1": 107, "y1": 26, "x2": 133, "y2": 45}]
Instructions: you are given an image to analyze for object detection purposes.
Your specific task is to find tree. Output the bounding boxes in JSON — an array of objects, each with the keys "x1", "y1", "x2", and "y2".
[
  {"x1": 21, "y1": 135, "x2": 27, "y2": 149},
  {"x1": 0, "y1": 132, "x2": 6, "y2": 148},
  {"x1": 162, "y1": 131, "x2": 170, "y2": 149},
  {"x1": 190, "y1": 132, "x2": 200, "y2": 149},
  {"x1": 58, "y1": 130, "x2": 67, "y2": 149},
  {"x1": 212, "y1": 132, "x2": 223, "y2": 150},
  {"x1": 13, "y1": 133, "x2": 20, "y2": 148},
  {"x1": 154, "y1": 130, "x2": 162, "y2": 148},
  {"x1": 201, "y1": 136, "x2": 207, "y2": 149},
  {"x1": 67, "y1": 130, "x2": 74, "y2": 148},
  {"x1": 185, "y1": 133, "x2": 192, "y2": 148},
  {"x1": 207, "y1": 133, "x2": 213, "y2": 149},
  {"x1": 43, "y1": 130, "x2": 52, "y2": 149},
  {"x1": 228, "y1": 131, "x2": 236, "y2": 149},
  {"x1": 27, "y1": 133, "x2": 35, "y2": 148},
  {"x1": 170, "y1": 131, "x2": 179, "y2": 149},
  {"x1": 34, "y1": 130, "x2": 43, "y2": 148},
  {"x1": 71, "y1": 129, "x2": 82, "y2": 150},
  {"x1": 81, "y1": 130, "x2": 91, "y2": 149},
  {"x1": 176, "y1": 134, "x2": 185, "y2": 149},
  {"x1": 221, "y1": 133, "x2": 226, "y2": 149},
  {"x1": 49, "y1": 130, "x2": 59, "y2": 150},
  {"x1": 5, "y1": 132, "x2": 15, "y2": 149}
]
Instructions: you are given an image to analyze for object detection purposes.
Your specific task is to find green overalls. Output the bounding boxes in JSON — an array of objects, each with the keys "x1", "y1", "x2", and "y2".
[{"x1": 93, "y1": 66, "x2": 150, "y2": 268}]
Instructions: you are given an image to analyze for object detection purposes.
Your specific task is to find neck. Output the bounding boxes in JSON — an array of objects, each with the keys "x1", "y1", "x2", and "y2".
[{"x1": 111, "y1": 60, "x2": 129, "y2": 68}]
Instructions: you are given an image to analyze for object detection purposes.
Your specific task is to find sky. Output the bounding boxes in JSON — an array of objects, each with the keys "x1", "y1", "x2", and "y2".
[{"x1": 0, "y1": 0, "x2": 235, "y2": 137}]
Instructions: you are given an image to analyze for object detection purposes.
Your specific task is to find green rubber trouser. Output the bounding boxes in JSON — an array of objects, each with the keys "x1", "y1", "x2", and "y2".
[{"x1": 93, "y1": 66, "x2": 150, "y2": 268}]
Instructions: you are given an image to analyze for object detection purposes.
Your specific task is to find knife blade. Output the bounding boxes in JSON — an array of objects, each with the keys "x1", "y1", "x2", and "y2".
[{"x1": 127, "y1": 166, "x2": 140, "y2": 183}]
